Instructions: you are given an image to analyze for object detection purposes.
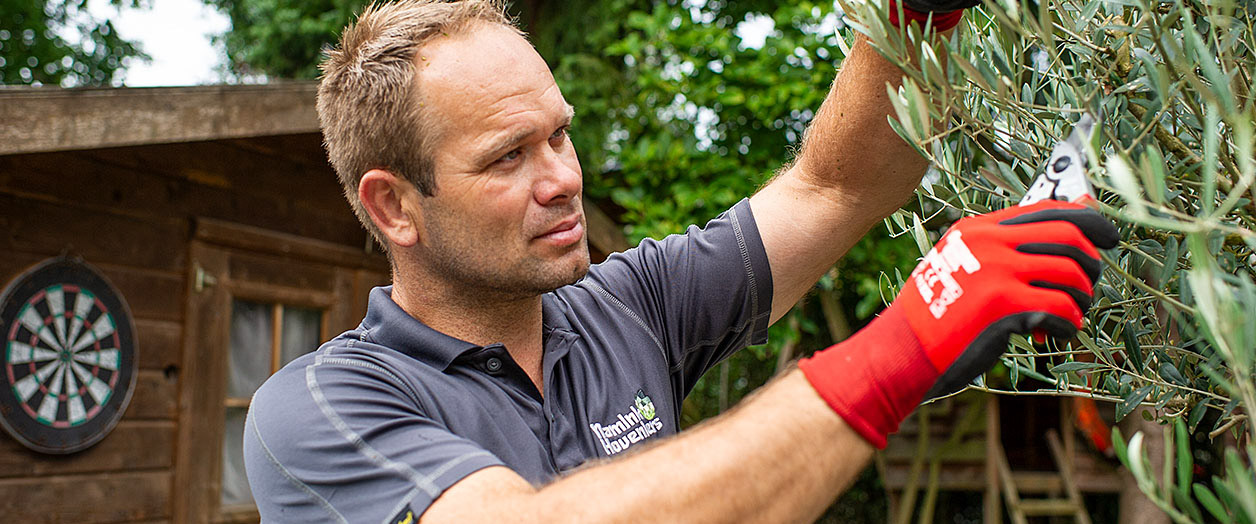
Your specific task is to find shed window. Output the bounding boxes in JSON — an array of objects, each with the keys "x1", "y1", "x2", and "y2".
[{"x1": 221, "y1": 300, "x2": 323, "y2": 507}]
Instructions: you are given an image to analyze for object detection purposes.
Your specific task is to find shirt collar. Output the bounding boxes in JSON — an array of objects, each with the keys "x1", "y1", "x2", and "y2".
[{"x1": 360, "y1": 286, "x2": 481, "y2": 370}]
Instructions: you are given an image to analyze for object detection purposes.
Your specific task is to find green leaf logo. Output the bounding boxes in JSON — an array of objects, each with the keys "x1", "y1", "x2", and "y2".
[{"x1": 634, "y1": 389, "x2": 655, "y2": 421}]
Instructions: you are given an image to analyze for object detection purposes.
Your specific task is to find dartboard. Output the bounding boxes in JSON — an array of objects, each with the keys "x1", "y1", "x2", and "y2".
[{"x1": 0, "y1": 257, "x2": 137, "y2": 454}]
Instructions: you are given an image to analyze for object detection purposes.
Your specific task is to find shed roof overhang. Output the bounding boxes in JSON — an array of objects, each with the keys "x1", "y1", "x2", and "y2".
[
  {"x1": 0, "y1": 81, "x2": 630, "y2": 254},
  {"x1": 0, "y1": 82, "x2": 321, "y2": 156}
]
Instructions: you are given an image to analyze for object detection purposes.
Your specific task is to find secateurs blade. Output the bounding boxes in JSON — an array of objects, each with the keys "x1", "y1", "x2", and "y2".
[{"x1": 1019, "y1": 112, "x2": 1100, "y2": 207}]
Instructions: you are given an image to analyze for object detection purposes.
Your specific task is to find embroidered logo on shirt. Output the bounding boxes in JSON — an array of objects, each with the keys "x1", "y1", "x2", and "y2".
[
  {"x1": 392, "y1": 505, "x2": 415, "y2": 524},
  {"x1": 589, "y1": 388, "x2": 664, "y2": 456},
  {"x1": 634, "y1": 389, "x2": 656, "y2": 421}
]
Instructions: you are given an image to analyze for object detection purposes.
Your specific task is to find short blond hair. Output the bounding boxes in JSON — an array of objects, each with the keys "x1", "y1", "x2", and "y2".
[{"x1": 317, "y1": 0, "x2": 519, "y2": 247}]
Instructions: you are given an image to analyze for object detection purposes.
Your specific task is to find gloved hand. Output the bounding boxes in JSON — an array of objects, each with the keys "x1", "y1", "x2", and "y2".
[
  {"x1": 889, "y1": 0, "x2": 981, "y2": 31},
  {"x1": 798, "y1": 201, "x2": 1119, "y2": 448}
]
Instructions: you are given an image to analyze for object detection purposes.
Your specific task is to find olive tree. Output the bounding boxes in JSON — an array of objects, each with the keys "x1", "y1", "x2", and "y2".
[{"x1": 842, "y1": 0, "x2": 1256, "y2": 519}]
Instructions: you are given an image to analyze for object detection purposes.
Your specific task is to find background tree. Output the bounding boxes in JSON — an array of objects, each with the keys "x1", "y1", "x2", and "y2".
[
  {"x1": 203, "y1": 0, "x2": 358, "y2": 79},
  {"x1": 842, "y1": 0, "x2": 1255, "y2": 520},
  {"x1": 0, "y1": 0, "x2": 146, "y2": 86}
]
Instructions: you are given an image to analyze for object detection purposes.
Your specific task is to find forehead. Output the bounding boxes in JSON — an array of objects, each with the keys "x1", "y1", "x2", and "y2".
[{"x1": 415, "y1": 23, "x2": 566, "y2": 144}]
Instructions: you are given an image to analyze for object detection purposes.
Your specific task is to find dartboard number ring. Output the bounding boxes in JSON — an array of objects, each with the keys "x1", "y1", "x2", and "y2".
[{"x1": 0, "y1": 257, "x2": 137, "y2": 454}]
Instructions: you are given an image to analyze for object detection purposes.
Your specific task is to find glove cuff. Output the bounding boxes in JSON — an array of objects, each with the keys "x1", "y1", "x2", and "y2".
[
  {"x1": 888, "y1": 0, "x2": 965, "y2": 32},
  {"x1": 798, "y1": 306, "x2": 938, "y2": 448}
]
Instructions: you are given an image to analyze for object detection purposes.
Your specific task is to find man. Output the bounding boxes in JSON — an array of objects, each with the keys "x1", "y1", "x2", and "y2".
[{"x1": 244, "y1": 1, "x2": 1118, "y2": 522}]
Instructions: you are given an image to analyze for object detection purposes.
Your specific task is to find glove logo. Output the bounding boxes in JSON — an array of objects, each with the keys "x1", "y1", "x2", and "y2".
[{"x1": 911, "y1": 230, "x2": 982, "y2": 319}]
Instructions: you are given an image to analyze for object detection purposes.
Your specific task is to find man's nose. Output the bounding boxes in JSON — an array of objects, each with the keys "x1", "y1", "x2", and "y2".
[{"x1": 534, "y1": 149, "x2": 582, "y2": 205}]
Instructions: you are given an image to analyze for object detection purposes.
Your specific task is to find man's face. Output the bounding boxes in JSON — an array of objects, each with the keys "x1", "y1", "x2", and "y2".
[{"x1": 410, "y1": 23, "x2": 589, "y2": 299}]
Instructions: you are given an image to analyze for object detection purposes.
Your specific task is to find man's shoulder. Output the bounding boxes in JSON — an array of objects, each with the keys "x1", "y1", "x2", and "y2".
[
  {"x1": 246, "y1": 334, "x2": 447, "y2": 469},
  {"x1": 549, "y1": 198, "x2": 763, "y2": 312},
  {"x1": 243, "y1": 330, "x2": 503, "y2": 523},
  {"x1": 252, "y1": 334, "x2": 431, "y2": 414},
  {"x1": 545, "y1": 268, "x2": 638, "y2": 329}
]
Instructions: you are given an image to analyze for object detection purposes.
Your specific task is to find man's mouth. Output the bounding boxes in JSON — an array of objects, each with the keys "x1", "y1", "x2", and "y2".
[{"x1": 535, "y1": 214, "x2": 584, "y2": 247}]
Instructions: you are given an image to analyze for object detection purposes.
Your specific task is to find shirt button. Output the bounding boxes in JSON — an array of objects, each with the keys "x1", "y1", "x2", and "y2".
[{"x1": 485, "y1": 357, "x2": 503, "y2": 373}]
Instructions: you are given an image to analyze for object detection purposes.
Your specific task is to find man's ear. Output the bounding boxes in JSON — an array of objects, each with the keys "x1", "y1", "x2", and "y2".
[{"x1": 359, "y1": 169, "x2": 422, "y2": 248}]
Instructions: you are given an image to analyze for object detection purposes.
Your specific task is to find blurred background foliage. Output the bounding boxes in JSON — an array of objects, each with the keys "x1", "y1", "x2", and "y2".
[
  {"x1": 0, "y1": 0, "x2": 146, "y2": 86},
  {"x1": 842, "y1": 0, "x2": 1255, "y2": 519}
]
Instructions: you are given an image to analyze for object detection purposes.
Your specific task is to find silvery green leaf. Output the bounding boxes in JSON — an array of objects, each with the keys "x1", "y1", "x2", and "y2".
[
  {"x1": 1158, "y1": 361, "x2": 1189, "y2": 387},
  {"x1": 1107, "y1": 153, "x2": 1148, "y2": 219},
  {"x1": 1140, "y1": 146, "x2": 1168, "y2": 205},
  {"x1": 1051, "y1": 361, "x2": 1105, "y2": 374},
  {"x1": 1127, "y1": 431, "x2": 1149, "y2": 484},
  {"x1": 1118, "y1": 385, "x2": 1154, "y2": 422},
  {"x1": 1203, "y1": 106, "x2": 1221, "y2": 216},
  {"x1": 1159, "y1": 235, "x2": 1179, "y2": 288},
  {"x1": 1074, "y1": 0, "x2": 1101, "y2": 32},
  {"x1": 910, "y1": 212, "x2": 931, "y2": 256},
  {"x1": 1193, "y1": 483, "x2": 1230, "y2": 523}
]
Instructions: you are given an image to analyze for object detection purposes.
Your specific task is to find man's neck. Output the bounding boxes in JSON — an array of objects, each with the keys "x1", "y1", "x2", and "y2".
[{"x1": 390, "y1": 266, "x2": 547, "y2": 395}]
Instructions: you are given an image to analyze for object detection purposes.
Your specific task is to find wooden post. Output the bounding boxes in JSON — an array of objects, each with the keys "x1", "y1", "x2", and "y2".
[
  {"x1": 993, "y1": 436, "x2": 1029, "y2": 524},
  {"x1": 985, "y1": 394, "x2": 1002, "y2": 524},
  {"x1": 1046, "y1": 429, "x2": 1093, "y2": 524},
  {"x1": 1061, "y1": 398, "x2": 1076, "y2": 468}
]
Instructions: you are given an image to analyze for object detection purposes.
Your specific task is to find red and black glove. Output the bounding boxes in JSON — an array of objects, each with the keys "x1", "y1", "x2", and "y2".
[
  {"x1": 799, "y1": 201, "x2": 1119, "y2": 448},
  {"x1": 889, "y1": 0, "x2": 980, "y2": 32}
]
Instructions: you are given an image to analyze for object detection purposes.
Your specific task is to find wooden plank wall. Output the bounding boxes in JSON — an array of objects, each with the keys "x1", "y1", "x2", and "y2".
[{"x1": 0, "y1": 133, "x2": 372, "y2": 523}]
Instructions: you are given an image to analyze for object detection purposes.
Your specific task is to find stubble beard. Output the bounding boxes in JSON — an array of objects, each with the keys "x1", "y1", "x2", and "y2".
[{"x1": 421, "y1": 215, "x2": 591, "y2": 302}]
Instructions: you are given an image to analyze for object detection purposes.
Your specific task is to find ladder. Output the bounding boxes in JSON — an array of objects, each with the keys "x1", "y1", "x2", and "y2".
[{"x1": 992, "y1": 428, "x2": 1093, "y2": 524}]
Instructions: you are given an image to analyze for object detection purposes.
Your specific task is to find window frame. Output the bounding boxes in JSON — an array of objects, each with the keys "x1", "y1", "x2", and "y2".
[
  {"x1": 175, "y1": 218, "x2": 387, "y2": 524},
  {"x1": 222, "y1": 300, "x2": 329, "y2": 409},
  {"x1": 217, "y1": 293, "x2": 331, "y2": 517}
]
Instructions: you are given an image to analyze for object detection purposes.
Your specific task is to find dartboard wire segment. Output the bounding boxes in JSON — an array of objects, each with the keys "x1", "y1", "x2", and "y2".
[{"x1": 6, "y1": 284, "x2": 121, "y2": 428}]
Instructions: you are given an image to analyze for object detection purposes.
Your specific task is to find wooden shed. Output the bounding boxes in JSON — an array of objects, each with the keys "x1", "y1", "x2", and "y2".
[{"x1": 0, "y1": 83, "x2": 626, "y2": 524}]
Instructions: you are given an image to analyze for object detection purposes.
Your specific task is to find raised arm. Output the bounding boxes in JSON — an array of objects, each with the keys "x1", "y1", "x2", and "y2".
[{"x1": 750, "y1": 35, "x2": 933, "y2": 323}]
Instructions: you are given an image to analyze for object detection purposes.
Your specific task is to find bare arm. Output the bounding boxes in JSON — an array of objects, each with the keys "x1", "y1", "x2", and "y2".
[
  {"x1": 420, "y1": 369, "x2": 872, "y2": 524},
  {"x1": 750, "y1": 35, "x2": 933, "y2": 322}
]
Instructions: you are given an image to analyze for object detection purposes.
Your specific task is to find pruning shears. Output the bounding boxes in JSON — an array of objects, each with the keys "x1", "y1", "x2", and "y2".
[{"x1": 1019, "y1": 113, "x2": 1100, "y2": 208}]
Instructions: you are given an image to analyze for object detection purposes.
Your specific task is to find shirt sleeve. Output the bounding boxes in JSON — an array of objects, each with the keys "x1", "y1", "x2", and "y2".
[
  {"x1": 584, "y1": 198, "x2": 774, "y2": 394},
  {"x1": 244, "y1": 353, "x2": 504, "y2": 523}
]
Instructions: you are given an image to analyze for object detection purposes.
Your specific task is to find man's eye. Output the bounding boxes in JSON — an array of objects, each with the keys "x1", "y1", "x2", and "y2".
[
  {"x1": 499, "y1": 149, "x2": 522, "y2": 163},
  {"x1": 550, "y1": 126, "x2": 569, "y2": 141}
]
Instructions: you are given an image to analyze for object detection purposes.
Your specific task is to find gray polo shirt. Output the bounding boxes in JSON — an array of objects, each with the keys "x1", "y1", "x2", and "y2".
[{"x1": 244, "y1": 199, "x2": 772, "y2": 523}]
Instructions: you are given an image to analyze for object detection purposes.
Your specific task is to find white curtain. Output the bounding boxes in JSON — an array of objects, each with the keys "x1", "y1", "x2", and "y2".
[{"x1": 221, "y1": 300, "x2": 321, "y2": 507}]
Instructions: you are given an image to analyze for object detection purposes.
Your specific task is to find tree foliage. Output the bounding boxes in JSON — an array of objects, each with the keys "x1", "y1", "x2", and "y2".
[
  {"x1": 204, "y1": 0, "x2": 360, "y2": 79},
  {"x1": 844, "y1": 0, "x2": 1256, "y2": 519},
  {"x1": 0, "y1": 0, "x2": 146, "y2": 86}
]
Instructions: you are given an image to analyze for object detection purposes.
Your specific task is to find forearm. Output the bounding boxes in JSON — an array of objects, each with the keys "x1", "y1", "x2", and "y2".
[
  {"x1": 752, "y1": 34, "x2": 945, "y2": 322},
  {"x1": 424, "y1": 369, "x2": 872, "y2": 523},
  {"x1": 787, "y1": 34, "x2": 929, "y2": 219},
  {"x1": 533, "y1": 370, "x2": 871, "y2": 523}
]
